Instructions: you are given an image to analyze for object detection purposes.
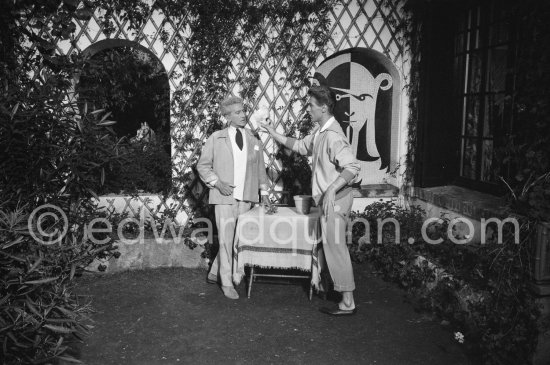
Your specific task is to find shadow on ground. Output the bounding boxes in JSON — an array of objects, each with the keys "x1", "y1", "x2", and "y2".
[{"x1": 74, "y1": 263, "x2": 468, "y2": 365}]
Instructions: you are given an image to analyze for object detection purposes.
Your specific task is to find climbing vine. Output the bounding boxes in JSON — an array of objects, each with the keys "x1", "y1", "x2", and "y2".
[
  {"x1": 380, "y1": 0, "x2": 423, "y2": 198},
  {"x1": 90, "y1": 0, "x2": 337, "y2": 213}
]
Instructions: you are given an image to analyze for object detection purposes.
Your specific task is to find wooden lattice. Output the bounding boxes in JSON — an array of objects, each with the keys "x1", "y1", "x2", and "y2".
[{"x1": 19, "y1": 0, "x2": 406, "y2": 224}]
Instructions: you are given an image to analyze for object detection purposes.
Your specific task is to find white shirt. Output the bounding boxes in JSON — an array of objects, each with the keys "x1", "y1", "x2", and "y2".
[
  {"x1": 227, "y1": 125, "x2": 247, "y2": 200},
  {"x1": 313, "y1": 116, "x2": 335, "y2": 148}
]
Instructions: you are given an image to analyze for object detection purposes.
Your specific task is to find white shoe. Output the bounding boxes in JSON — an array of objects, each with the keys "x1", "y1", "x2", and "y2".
[{"x1": 221, "y1": 285, "x2": 239, "y2": 299}]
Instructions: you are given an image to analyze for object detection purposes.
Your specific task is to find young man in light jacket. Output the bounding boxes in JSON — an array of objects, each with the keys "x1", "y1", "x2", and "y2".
[
  {"x1": 260, "y1": 85, "x2": 360, "y2": 315},
  {"x1": 197, "y1": 96, "x2": 270, "y2": 299}
]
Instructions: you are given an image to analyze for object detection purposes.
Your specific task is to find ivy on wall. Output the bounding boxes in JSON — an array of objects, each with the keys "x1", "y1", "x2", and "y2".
[
  {"x1": 380, "y1": 0, "x2": 423, "y2": 198},
  {"x1": 89, "y1": 0, "x2": 337, "y2": 215}
]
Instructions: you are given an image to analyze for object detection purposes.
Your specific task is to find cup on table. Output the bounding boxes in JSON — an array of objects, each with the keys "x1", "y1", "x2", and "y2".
[{"x1": 293, "y1": 195, "x2": 312, "y2": 214}]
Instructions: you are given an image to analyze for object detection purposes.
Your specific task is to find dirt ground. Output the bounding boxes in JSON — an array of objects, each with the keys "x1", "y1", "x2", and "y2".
[{"x1": 73, "y1": 264, "x2": 468, "y2": 365}]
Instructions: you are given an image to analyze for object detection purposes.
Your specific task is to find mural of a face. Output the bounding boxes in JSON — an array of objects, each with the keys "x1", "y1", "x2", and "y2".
[{"x1": 314, "y1": 49, "x2": 394, "y2": 171}]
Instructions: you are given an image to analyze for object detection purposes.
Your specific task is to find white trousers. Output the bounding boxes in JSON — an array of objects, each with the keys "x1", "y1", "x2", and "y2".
[{"x1": 209, "y1": 201, "x2": 252, "y2": 286}]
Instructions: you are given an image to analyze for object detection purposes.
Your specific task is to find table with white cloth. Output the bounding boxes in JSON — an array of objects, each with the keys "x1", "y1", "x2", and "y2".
[{"x1": 232, "y1": 206, "x2": 322, "y2": 299}]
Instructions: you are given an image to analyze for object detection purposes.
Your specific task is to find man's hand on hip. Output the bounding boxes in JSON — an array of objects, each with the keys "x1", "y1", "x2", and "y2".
[
  {"x1": 322, "y1": 187, "x2": 336, "y2": 217},
  {"x1": 322, "y1": 177, "x2": 348, "y2": 216},
  {"x1": 215, "y1": 180, "x2": 235, "y2": 196}
]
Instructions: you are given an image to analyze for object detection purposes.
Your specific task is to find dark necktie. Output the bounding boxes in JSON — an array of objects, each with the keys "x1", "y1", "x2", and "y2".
[{"x1": 236, "y1": 128, "x2": 243, "y2": 150}]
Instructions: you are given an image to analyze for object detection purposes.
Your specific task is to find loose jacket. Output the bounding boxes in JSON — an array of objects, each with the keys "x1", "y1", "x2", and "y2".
[{"x1": 197, "y1": 127, "x2": 269, "y2": 204}]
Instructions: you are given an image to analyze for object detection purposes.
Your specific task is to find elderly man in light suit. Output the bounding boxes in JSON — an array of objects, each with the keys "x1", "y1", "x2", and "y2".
[{"x1": 197, "y1": 96, "x2": 270, "y2": 299}]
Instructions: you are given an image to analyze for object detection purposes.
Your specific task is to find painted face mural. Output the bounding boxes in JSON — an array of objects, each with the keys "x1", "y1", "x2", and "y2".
[{"x1": 314, "y1": 48, "x2": 394, "y2": 172}]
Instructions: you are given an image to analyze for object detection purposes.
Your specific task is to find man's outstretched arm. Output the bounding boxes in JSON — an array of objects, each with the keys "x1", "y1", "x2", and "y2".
[{"x1": 259, "y1": 120, "x2": 316, "y2": 156}]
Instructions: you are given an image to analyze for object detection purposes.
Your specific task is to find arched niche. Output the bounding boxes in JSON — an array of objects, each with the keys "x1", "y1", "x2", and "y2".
[
  {"x1": 313, "y1": 47, "x2": 401, "y2": 186},
  {"x1": 79, "y1": 39, "x2": 170, "y2": 138},
  {"x1": 78, "y1": 39, "x2": 172, "y2": 194}
]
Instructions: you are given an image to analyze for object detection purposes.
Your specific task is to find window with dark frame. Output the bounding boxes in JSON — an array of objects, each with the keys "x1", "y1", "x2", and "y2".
[{"x1": 454, "y1": 1, "x2": 515, "y2": 187}]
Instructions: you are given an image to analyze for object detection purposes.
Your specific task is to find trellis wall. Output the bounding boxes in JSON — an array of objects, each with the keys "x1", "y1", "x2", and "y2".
[{"x1": 43, "y1": 0, "x2": 410, "y2": 225}]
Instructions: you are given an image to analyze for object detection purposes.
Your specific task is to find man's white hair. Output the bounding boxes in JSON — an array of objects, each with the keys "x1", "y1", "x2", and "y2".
[{"x1": 220, "y1": 95, "x2": 243, "y2": 116}]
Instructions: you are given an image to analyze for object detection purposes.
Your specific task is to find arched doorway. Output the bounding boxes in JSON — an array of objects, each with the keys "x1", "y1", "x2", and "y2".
[{"x1": 77, "y1": 40, "x2": 171, "y2": 194}]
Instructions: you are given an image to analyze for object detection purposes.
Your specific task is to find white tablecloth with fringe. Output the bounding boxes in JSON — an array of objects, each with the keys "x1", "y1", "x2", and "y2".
[{"x1": 232, "y1": 206, "x2": 321, "y2": 288}]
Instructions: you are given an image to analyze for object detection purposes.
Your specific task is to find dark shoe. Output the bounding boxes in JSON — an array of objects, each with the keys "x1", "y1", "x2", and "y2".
[
  {"x1": 319, "y1": 305, "x2": 357, "y2": 316},
  {"x1": 206, "y1": 273, "x2": 217, "y2": 284}
]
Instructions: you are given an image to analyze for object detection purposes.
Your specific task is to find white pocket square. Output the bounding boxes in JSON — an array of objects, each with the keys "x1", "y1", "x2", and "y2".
[{"x1": 254, "y1": 145, "x2": 260, "y2": 151}]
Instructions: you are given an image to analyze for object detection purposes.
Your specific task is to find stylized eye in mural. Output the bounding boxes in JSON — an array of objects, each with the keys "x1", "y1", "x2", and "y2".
[{"x1": 313, "y1": 48, "x2": 397, "y2": 172}]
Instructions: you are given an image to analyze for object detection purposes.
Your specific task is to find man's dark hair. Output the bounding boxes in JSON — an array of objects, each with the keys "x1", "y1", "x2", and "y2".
[{"x1": 308, "y1": 85, "x2": 336, "y2": 114}]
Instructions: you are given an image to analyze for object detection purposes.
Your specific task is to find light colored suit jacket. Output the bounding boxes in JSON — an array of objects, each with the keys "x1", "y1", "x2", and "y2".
[
  {"x1": 197, "y1": 127, "x2": 269, "y2": 204},
  {"x1": 287, "y1": 120, "x2": 360, "y2": 205}
]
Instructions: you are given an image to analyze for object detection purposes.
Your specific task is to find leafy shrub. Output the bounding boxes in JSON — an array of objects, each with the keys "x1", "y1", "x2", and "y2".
[
  {"x1": 349, "y1": 200, "x2": 540, "y2": 365},
  {"x1": 0, "y1": 203, "x2": 118, "y2": 363},
  {"x1": 1, "y1": 35, "x2": 121, "y2": 364},
  {"x1": 99, "y1": 132, "x2": 172, "y2": 195},
  {"x1": 348, "y1": 201, "x2": 426, "y2": 263}
]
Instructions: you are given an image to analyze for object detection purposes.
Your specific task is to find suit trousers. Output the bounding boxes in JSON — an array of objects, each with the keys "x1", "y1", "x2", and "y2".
[
  {"x1": 320, "y1": 191, "x2": 355, "y2": 292},
  {"x1": 209, "y1": 201, "x2": 252, "y2": 287}
]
